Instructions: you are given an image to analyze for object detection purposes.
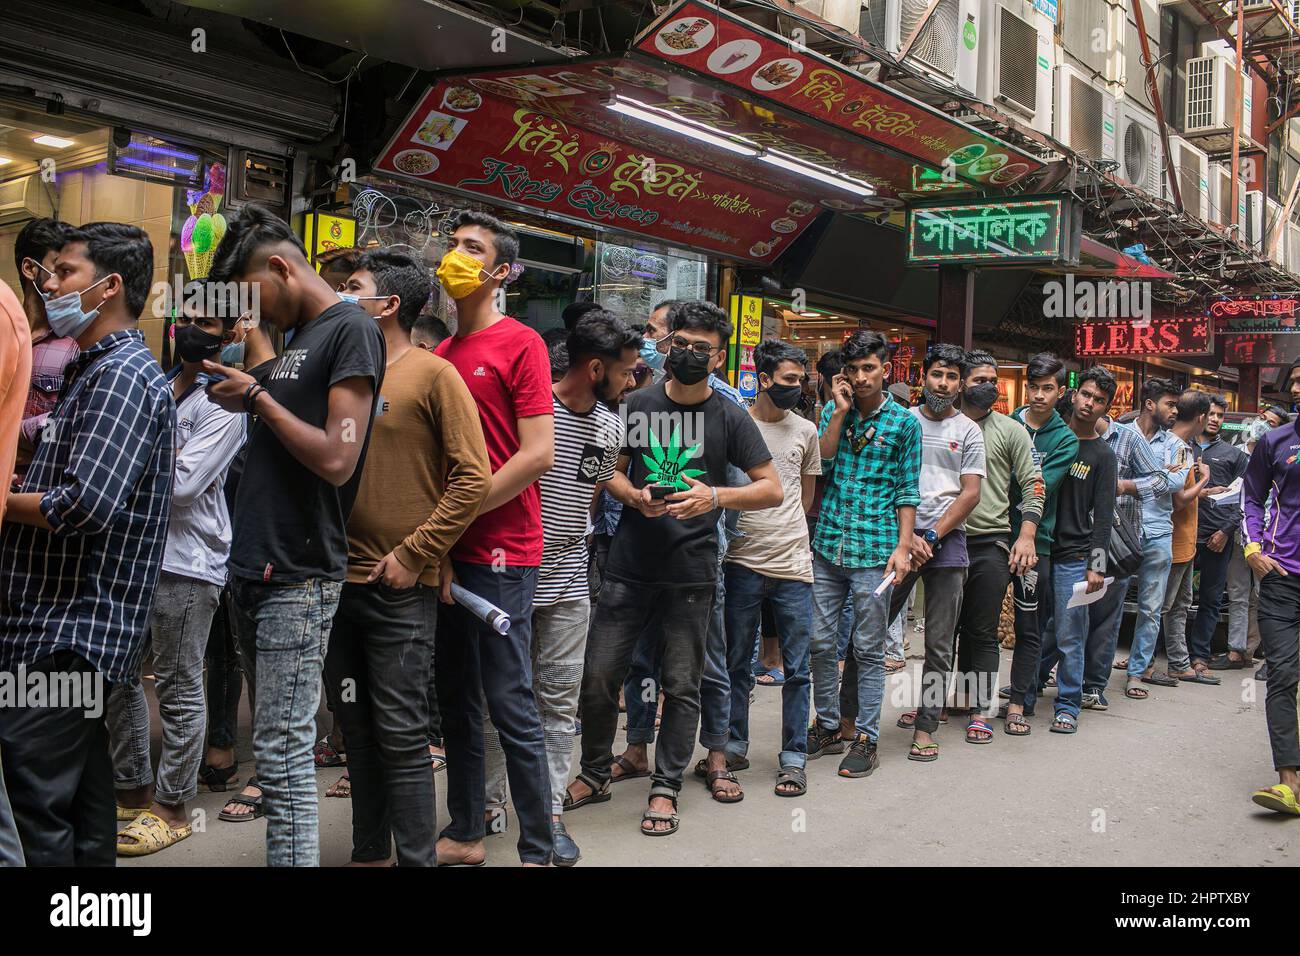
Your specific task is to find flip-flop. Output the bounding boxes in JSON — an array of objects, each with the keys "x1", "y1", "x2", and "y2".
[
  {"x1": 116, "y1": 811, "x2": 193, "y2": 857},
  {"x1": 1050, "y1": 712, "x2": 1078, "y2": 734},
  {"x1": 610, "y1": 754, "x2": 649, "y2": 783},
  {"x1": 1125, "y1": 684, "x2": 1148, "y2": 699},
  {"x1": 907, "y1": 742, "x2": 939, "y2": 762},
  {"x1": 1004, "y1": 712, "x2": 1032, "y2": 736},
  {"x1": 755, "y1": 667, "x2": 785, "y2": 686},
  {"x1": 965, "y1": 717, "x2": 994, "y2": 744},
  {"x1": 1252, "y1": 784, "x2": 1300, "y2": 815}
]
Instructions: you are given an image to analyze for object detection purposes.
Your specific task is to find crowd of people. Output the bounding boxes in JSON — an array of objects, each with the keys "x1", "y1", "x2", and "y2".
[{"x1": 0, "y1": 202, "x2": 1297, "y2": 869}]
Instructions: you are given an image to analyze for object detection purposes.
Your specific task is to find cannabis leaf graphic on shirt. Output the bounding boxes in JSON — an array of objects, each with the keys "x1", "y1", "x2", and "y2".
[{"x1": 643, "y1": 424, "x2": 704, "y2": 491}]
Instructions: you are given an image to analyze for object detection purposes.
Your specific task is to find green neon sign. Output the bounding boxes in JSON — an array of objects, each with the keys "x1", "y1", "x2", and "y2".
[{"x1": 906, "y1": 196, "x2": 1077, "y2": 266}]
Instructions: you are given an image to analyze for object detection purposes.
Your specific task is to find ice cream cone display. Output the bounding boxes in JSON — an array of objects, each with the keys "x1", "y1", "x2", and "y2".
[{"x1": 181, "y1": 162, "x2": 226, "y2": 280}]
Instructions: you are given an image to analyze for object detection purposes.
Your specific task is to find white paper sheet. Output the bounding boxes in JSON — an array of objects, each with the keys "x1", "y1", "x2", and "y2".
[
  {"x1": 1209, "y1": 476, "x2": 1243, "y2": 502},
  {"x1": 1067, "y1": 576, "x2": 1115, "y2": 608}
]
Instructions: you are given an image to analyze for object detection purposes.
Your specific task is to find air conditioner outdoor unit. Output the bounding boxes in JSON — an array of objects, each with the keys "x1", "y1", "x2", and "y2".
[
  {"x1": 1245, "y1": 189, "x2": 1265, "y2": 250},
  {"x1": 1288, "y1": 221, "x2": 1300, "y2": 276},
  {"x1": 1166, "y1": 135, "x2": 1210, "y2": 221},
  {"x1": 0, "y1": 174, "x2": 55, "y2": 226},
  {"x1": 859, "y1": 0, "x2": 980, "y2": 94},
  {"x1": 1208, "y1": 162, "x2": 1248, "y2": 235},
  {"x1": 1266, "y1": 198, "x2": 1286, "y2": 264},
  {"x1": 1115, "y1": 99, "x2": 1163, "y2": 195},
  {"x1": 1184, "y1": 49, "x2": 1251, "y2": 135},
  {"x1": 976, "y1": 0, "x2": 1053, "y2": 133},
  {"x1": 1054, "y1": 64, "x2": 1117, "y2": 161},
  {"x1": 796, "y1": 0, "x2": 862, "y2": 32}
]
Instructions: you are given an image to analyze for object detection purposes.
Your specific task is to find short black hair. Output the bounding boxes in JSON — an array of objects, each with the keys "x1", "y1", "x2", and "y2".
[
  {"x1": 15, "y1": 217, "x2": 74, "y2": 273},
  {"x1": 356, "y1": 248, "x2": 431, "y2": 332},
  {"x1": 1078, "y1": 365, "x2": 1118, "y2": 401},
  {"x1": 184, "y1": 281, "x2": 239, "y2": 331},
  {"x1": 210, "y1": 202, "x2": 307, "y2": 283},
  {"x1": 1208, "y1": 394, "x2": 1228, "y2": 411},
  {"x1": 562, "y1": 300, "x2": 602, "y2": 332},
  {"x1": 924, "y1": 342, "x2": 967, "y2": 374},
  {"x1": 962, "y1": 349, "x2": 997, "y2": 377},
  {"x1": 842, "y1": 329, "x2": 889, "y2": 364},
  {"x1": 64, "y1": 222, "x2": 154, "y2": 319},
  {"x1": 1026, "y1": 352, "x2": 1066, "y2": 385},
  {"x1": 452, "y1": 210, "x2": 519, "y2": 269},
  {"x1": 668, "y1": 300, "x2": 732, "y2": 346},
  {"x1": 317, "y1": 246, "x2": 362, "y2": 283},
  {"x1": 411, "y1": 313, "x2": 449, "y2": 347},
  {"x1": 542, "y1": 327, "x2": 569, "y2": 377},
  {"x1": 1263, "y1": 404, "x2": 1290, "y2": 421},
  {"x1": 567, "y1": 309, "x2": 642, "y2": 366},
  {"x1": 1140, "y1": 377, "x2": 1179, "y2": 408},
  {"x1": 816, "y1": 348, "x2": 844, "y2": 383},
  {"x1": 652, "y1": 298, "x2": 685, "y2": 316},
  {"x1": 753, "y1": 338, "x2": 807, "y2": 377},
  {"x1": 1177, "y1": 389, "x2": 1211, "y2": 422}
]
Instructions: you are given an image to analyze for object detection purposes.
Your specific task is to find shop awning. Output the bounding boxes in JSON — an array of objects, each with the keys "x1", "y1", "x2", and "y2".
[{"x1": 372, "y1": 0, "x2": 1045, "y2": 264}]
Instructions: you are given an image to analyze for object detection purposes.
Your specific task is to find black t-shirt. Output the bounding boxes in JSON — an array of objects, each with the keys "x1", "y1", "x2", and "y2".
[
  {"x1": 605, "y1": 383, "x2": 771, "y2": 586},
  {"x1": 230, "y1": 303, "x2": 386, "y2": 583},
  {"x1": 1051, "y1": 435, "x2": 1117, "y2": 572}
]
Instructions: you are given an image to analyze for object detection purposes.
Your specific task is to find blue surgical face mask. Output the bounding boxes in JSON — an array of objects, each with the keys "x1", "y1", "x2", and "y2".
[
  {"x1": 45, "y1": 274, "x2": 111, "y2": 340},
  {"x1": 639, "y1": 334, "x2": 666, "y2": 371}
]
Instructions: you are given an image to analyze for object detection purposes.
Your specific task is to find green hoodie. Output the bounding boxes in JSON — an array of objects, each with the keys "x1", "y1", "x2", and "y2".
[{"x1": 1011, "y1": 406, "x2": 1079, "y2": 556}]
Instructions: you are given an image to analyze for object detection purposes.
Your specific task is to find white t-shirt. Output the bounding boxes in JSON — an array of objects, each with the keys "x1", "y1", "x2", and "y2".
[
  {"x1": 535, "y1": 394, "x2": 624, "y2": 607},
  {"x1": 909, "y1": 406, "x2": 986, "y2": 530},
  {"x1": 726, "y1": 411, "x2": 821, "y2": 582}
]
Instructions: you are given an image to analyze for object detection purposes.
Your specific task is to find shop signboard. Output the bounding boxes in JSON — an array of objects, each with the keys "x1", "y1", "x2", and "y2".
[
  {"x1": 1222, "y1": 334, "x2": 1300, "y2": 366},
  {"x1": 1209, "y1": 295, "x2": 1300, "y2": 334},
  {"x1": 905, "y1": 196, "x2": 1081, "y2": 266},
  {"x1": 374, "y1": 81, "x2": 820, "y2": 263},
  {"x1": 635, "y1": 1, "x2": 1044, "y2": 189},
  {"x1": 302, "y1": 211, "x2": 356, "y2": 268},
  {"x1": 1074, "y1": 315, "x2": 1212, "y2": 358},
  {"x1": 729, "y1": 293, "x2": 763, "y2": 389}
]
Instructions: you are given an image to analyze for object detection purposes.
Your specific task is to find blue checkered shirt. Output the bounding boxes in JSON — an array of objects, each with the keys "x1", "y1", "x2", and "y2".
[
  {"x1": 0, "y1": 330, "x2": 175, "y2": 684},
  {"x1": 1100, "y1": 419, "x2": 1165, "y2": 539}
]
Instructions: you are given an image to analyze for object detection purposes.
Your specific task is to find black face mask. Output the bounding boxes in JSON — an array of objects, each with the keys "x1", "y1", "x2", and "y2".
[
  {"x1": 765, "y1": 382, "x2": 803, "y2": 410},
  {"x1": 963, "y1": 381, "x2": 999, "y2": 413},
  {"x1": 175, "y1": 323, "x2": 225, "y2": 363},
  {"x1": 667, "y1": 346, "x2": 711, "y2": 386}
]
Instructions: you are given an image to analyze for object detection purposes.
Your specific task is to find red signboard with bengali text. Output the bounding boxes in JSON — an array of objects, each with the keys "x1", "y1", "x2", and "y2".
[
  {"x1": 373, "y1": 79, "x2": 822, "y2": 262},
  {"x1": 1209, "y1": 295, "x2": 1300, "y2": 334},
  {"x1": 1074, "y1": 316, "x2": 1212, "y2": 358},
  {"x1": 1222, "y1": 334, "x2": 1300, "y2": 366},
  {"x1": 635, "y1": 1, "x2": 1044, "y2": 189}
]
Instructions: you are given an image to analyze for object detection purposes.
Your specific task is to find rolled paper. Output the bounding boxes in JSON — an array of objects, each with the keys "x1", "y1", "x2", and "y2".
[{"x1": 449, "y1": 583, "x2": 510, "y2": 635}]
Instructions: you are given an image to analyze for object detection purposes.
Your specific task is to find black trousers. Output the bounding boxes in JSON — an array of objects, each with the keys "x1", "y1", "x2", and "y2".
[
  {"x1": 1257, "y1": 572, "x2": 1300, "y2": 771},
  {"x1": 954, "y1": 536, "x2": 1013, "y2": 713},
  {"x1": 1007, "y1": 554, "x2": 1052, "y2": 708},
  {"x1": 0, "y1": 650, "x2": 116, "y2": 866}
]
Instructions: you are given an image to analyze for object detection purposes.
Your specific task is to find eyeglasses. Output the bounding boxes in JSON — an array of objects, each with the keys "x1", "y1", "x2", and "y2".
[{"x1": 669, "y1": 336, "x2": 723, "y2": 357}]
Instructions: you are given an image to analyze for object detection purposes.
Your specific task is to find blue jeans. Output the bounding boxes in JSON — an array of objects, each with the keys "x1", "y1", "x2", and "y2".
[
  {"x1": 1189, "y1": 541, "x2": 1233, "y2": 663},
  {"x1": 230, "y1": 577, "x2": 343, "y2": 867},
  {"x1": 1126, "y1": 534, "x2": 1173, "y2": 678},
  {"x1": 835, "y1": 597, "x2": 853, "y2": 661},
  {"x1": 1029, "y1": 559, "x2": 1088, "y2": 718},
  {"x1": 810, "y1": 555, "x2": 891, "y2": 743},
  {"x1": 717, "y1": 564, "x2": 812, "y2": 768},
  {"x1": 1084, "y1": 574, "x2": 1131, "y2": 693},
  {"x1": 697, "y1": 561, "x2": 732, "y2": 751}
]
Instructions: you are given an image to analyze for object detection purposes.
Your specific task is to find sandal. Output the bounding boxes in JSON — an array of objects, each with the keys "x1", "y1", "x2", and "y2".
[
  {"x1": 325, "y1": 773, "x2": 351, "y2": 798},
  {"x1": 1252, "y1": 783, "x2": 1300, "y2": 815},
  {"x1": 218, "y1": 778, "x2": 263, "y2": 822},
  {"x1": 116, "y1": 804, "x2": 150, "y2": 822},
  {"x1": 774, "y1": 767, "x2": 807, "y2": 798},
  {"x1": 1112, "y1": 657, "x2": 1129, "y2": 671},
  {"x1": 610, "y1": 754, "x2": 649, "y2": 782},
  {"x1": 997, "y1": 702, "x2": 1035, "y2": 719},
  {"x1": 884, "y1": 657, "x2": 906, "y2": 674},
  {"x1": 640, "y1": 792, "x2": 679, "y2": 837},
  {"x1": 1125, "y1": 683, "x2": 1149, "y2": 699},
  {"x1": 965, "y1": 717, "x2": 994, "y2": 744},
  {"x1": 563, "y1": 772, "x2": 612, "y2": 811},
  {"x1": 116, "y1": 810, "x2": 193, "y2": 857},
  {"x1": 429, "y1": 751, "x2": 447, "y2": 773},
  {"x1": 755, "y1": 667, "x2": 785, "y2": 686},
  {"x1": 1004, "y1": 711, "x2": 1032, "y2": 736},
  {"x1": 1141, "y1": 672, "x2": 1179, "y2": 687},
  {"x1": 313, "y1": 736, "x2": 346, "y2": 768},
  {"x1": 693, "y1": 755, "x2": 750, "y2": 778},
  {"x1": 1050, "y1": 712, "x2": 1078, "y2": 734},
  {"x1": 197, "y1": 761, "x2": 239, "y2": 792},
  {"x1": 896, "y1": 710, "x2": 948, "y2": 729},
  {"x1": 1185, "y1": 665, "x2": 1222, "y2": 686},
  {"x1": 907, "y1": 742, "x2": 939, "y2": 762},
  {"x1": 705, "y1": 769, "x2": 744, "y2": 804}
]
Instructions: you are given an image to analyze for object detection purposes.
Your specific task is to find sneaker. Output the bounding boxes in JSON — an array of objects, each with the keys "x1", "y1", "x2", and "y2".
[
  {"x1": 807, "y1": 724, "x2": 846, "y2": 759},
  {"x1": 837, "y1": 734, "x2": 879, "y2": 778},
  {"x1": 1081, "y1": 690, "x2": 1109, "y2": 711},
  {"x1": 998, "y1": 684, "x2": 1011, "y2": 700},
  {"x1": 1256, "y1": 661, "x2": 1269, "y2": 682}
]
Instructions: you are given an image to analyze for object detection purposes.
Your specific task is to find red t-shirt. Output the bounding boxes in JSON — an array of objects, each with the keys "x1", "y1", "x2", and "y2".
[{"x1": 435, "y1": 316, "x2": 553, "y2": 566}]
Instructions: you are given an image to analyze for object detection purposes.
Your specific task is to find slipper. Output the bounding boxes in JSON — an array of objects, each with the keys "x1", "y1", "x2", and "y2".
[
  {"x1": 1252, "y1": 784, "x2": 1300, "y2": 815},
  {"x1": 884, "y1": 657, "x2": 907, "y2": 674},
  {"x1": 896, "y1": 710, "x2": 948, "y2": 729},
  {"x1": 1141, "y1": 673, "x2": 1179, "y2": 687},
  {"x1": 116, "y1": 811, "x2": 192, "y2": 857},
  {"x1": 640, "y1": 794, "x2": 679, "y2": 837},
  {"x1": 907, "y1": 742, "x2": 939, "y2": 762},
  {"x1": 218, "y1": 779, "x2": 263, "y2": 822},
  {"x1": 705, "y1": 769, "x2": 744, "y2": 804},
  {"x1": 1112, "y1": 658, "x2": 1128, "y2": 671},
  {"x1": 755, "y1": 667, "x2": 785, "y2": 686},
  {"x1": 965, "y1": 717, "x2": 994, "y2": 745},
  {"x1": 116, "y1": 804, "x2": 150, "y2": 822},
  {"x1": 1050, "y1": 712, "x2": 1078, "y2": 734},
  {"x1": 693, "y1": 755, "x2": 750, "y2": 778},
  {"x1": 610, "y1": 754, "x2": 650, "y2": 783},
  {"x1": 1125, "y1": 684, "x2": 1148, "y2": 699},
  {"x1": 313, "y1": 736, "x2": 346, "y2": 768},
  {"x1": 325, "y1": 773, "x2": 351, "y2": 798},
  {"x1": 774, "y1": 766, "x2": 807, "y2": 798},
  {"x1": 1004, "y1": 712, "x2": 1031, "y2": 736},
  {"x1": 1180, "y1": 670, "x2": 1222, "y2": 686}
]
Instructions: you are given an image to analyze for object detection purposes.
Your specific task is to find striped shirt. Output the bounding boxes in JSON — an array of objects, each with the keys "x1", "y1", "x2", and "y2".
[
  {"x1": 813, "y1": 394, "x2": 922, "y2": 568},
  {"x1": 535, "y1": 394, "x2": 624, "y2": 607},
  {"x1": 0, "y1": 329, "x2": 175, "y2": 684}
]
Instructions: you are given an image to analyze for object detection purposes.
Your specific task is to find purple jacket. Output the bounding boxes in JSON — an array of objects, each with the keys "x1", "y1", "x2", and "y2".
[{"x1": 1243, "y1": 418, "x2": 1300, "y2": 575}]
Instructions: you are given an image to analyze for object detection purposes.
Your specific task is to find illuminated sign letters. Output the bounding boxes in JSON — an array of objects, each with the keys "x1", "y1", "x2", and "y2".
[
  {"x1": 1074, "y1": 316, "x2": 1212, "y2": 357},
  {"x1": 905, "y1": 196, "x2": 1080, "y2": 266}
]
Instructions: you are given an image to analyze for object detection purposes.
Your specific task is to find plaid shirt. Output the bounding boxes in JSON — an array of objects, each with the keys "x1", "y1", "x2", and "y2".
[
  {"x1": 813, "y1": 394, "x2": 921, "y2": 568},
  {"x1": 0, "y1": 329, "x2": 175, "y2": 683},
  {"x1": 1100, "y1": 419, "x2": 1164, "y2": 538},
  {"x1": 17, "y1": 329, "x2": 80, "y2": 475}
]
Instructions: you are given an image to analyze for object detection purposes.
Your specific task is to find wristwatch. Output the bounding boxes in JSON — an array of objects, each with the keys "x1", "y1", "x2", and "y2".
[{"x1": 921, "y1": 529, "x2": 939, "y2": 545}]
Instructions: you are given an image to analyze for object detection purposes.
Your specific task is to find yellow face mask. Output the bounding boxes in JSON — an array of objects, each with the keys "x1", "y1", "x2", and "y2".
[{"x1": 436, "y1": 248, "x2": 500, "y2": 301}]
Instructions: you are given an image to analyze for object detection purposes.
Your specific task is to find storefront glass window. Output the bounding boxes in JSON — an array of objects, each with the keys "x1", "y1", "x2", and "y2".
[{"x1": 592, "y1": 241, "x2": 707, "y2": 327}]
